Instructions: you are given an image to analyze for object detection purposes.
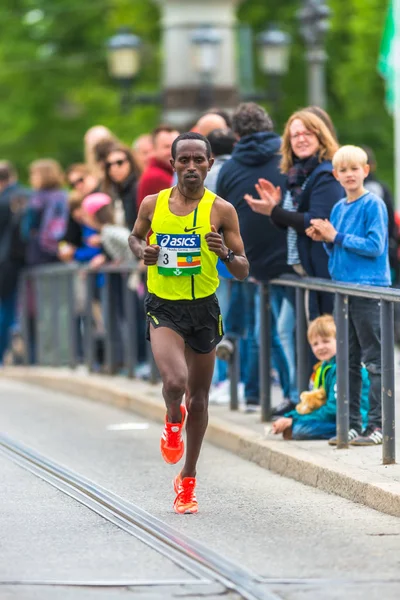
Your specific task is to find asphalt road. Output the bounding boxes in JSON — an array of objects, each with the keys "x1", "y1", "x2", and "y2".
[{"x1": 1, "y1": 378, "x2": 400, "y2": 600}]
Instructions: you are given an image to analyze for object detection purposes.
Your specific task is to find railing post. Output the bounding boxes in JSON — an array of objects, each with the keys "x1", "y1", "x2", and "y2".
[
  {"x1": 229, "y1": 339, "x2": 240, "y2": 411},
  {"x1": 259, "y1": 283, "x2": 271, "y2": 422},
  {"x1": 103, "y1": 273, "x2": 120, "y2": 375},
  {"x1": 84, "y1": 272, "x2": 95, "y2": 371},
  {"x1": 295, "y1": 287, "x2": 309, "y2": 395},
  {"x1": 51, "y1": 275, "x2": 61, "y2": 366},
  {"x1": 335, "y1": 293, "x2": 349, "y2": 449},
  {"x1": 123, "y1": 276, "x2": 138, "y2": 379},
  {"x1": 381, "y1": 300, "x2": 396, "y2": 464},
  {"x1": 67, "y1": 270, "x2": 78, "y2": 369},
  {"x1": 20, "y1": 274, "x2": 30, "y2": 365},
  {"x1": 34, "y1": 275, "x2": 43, "y2": 365}
]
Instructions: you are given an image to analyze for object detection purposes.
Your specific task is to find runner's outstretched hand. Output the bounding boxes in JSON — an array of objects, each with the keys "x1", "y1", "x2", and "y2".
[
  {"x1": 143, "y1": 244, "x2": 160, "y2": 265},
  {"x1": 205, "y1": 225, "x2": 227, "y2": 259}
]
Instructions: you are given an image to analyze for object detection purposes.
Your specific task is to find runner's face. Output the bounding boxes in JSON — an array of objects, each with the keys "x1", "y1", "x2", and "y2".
[{"x1": 172, "y1": 140, "x2": 212, "y2": 188}]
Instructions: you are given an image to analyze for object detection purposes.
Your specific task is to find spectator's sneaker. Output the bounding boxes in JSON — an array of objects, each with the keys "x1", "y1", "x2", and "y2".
[
  {"x1": 244, "y1": 402, "x2": 260, "y2": 414},
  {"x1": 328, "y1": 428, "x2": 359, "y2": 446},
  {"x1": 173, "y1": 477, "x2": 198, "y2": 514},
  {"x1": 160, "y1": 404, "x2": 186, "y2": 464},
  {"x1": 216, "y1": 338, "x2": 234, "y2": 362},
  {"x1": 271, "y1": 399, "x2": 297, "y2": 419},
  {"x1": 350, "y1": 427, "x2": 383, "y2": 446}
]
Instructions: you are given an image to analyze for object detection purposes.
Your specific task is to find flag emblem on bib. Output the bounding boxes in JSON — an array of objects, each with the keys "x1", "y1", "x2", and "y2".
[{"x1": 177, "y1": 252, "x2": 201, "y2": 268}]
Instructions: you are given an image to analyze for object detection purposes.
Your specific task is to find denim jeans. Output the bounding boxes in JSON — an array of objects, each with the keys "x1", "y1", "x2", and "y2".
[
  {"x1": 224, "y1": 282, "x2": 296, "y2": 405},
  {"x1": 212, "y1": 278, "x2": 230, "y2": 384},
  {"x1": 223, "y1": 281, "x2": 258, "y2": 401},
  {"x1": 223, "y1": 280, "x2": 250, "y2": 381},
  {"x1": 0, "y1": 289, "x2": 17, "y2": 362},
  {"x1": 250, "y1": 284, "x2": 294, "y2": 404},
  {"x1": 345, "y1": 297, "x2": 382, "y2": 432},
  {"x1": 292, "y1": 420, "x2": 336, "y2": 440},
  {"x1": 270, "y1": 286, "x2": 298, "y2": 403}
]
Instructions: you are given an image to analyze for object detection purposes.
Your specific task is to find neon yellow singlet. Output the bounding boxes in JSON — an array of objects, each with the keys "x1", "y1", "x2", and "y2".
[{"x1": 147, "y1": 187, "x2": 220, "y2": 300}]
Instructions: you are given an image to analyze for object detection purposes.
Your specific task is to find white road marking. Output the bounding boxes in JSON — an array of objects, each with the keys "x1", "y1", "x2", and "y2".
[{"x1": 106, "y1": 422, "x2": 149, "y2": 431}]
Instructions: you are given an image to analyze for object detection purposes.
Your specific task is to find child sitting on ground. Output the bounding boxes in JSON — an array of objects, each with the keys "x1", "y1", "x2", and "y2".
[{"x1": 271, "y1": 315, "x2": 369, "y2": 440}]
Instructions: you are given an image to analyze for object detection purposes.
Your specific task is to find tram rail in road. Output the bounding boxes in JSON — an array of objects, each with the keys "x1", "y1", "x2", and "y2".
[{"x1": 0, "y1": 433, "x2": 280, "y2": 600}]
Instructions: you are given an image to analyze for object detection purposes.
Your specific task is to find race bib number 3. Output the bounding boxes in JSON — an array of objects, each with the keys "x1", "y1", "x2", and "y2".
[{"x1": 156, "y1": 233, "x2": 202, "y2": 276}]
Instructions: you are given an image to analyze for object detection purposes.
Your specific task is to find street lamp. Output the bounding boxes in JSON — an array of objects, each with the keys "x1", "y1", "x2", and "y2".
[
  {"x1": 257, "y1": 26, "x2": 291, "y2": 77},
  {"x1": 297, "y1": 0, "x2": 331, "y2": 108},
  {"x1": 107, "y1": 27, "x2": 142, "y2": 113},
  {"x1": 190, "y1": 26, "x2": 222, "y2": 110},
  {"x1": 257, "y1": 25, "x2": 291, "y2": 115}
]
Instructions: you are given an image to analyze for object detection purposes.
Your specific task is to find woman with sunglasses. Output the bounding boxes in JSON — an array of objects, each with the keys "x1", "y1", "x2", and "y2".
[{"x1": 104, "y1": 145, "x2": 140, "y2": 230}]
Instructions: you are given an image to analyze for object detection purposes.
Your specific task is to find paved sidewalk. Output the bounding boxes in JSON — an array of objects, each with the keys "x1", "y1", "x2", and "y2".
[{"x1": 1, "y1": 366, "x2": 400, "y2": 518}]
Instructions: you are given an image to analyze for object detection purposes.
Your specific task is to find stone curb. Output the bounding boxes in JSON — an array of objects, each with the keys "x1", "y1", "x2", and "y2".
[{"x1": 2, "y1": 367, "x2": 400, "y2": 518}]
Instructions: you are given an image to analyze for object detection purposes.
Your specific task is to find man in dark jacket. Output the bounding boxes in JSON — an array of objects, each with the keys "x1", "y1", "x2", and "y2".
[
  {"x1": 217, "y1": 103, "x2": 290, "y2": 282},
  {"x1": 216, "y1": 103, "x2": 296, "y2": 412},
  {"x1": 0, "y1": 162, "x2": 30, "y2": 363}
]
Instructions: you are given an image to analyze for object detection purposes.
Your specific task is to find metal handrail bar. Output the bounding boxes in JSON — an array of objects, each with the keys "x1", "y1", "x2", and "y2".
[{"x1": 270, "y1": 274, "x2": 400, "y2": 302}]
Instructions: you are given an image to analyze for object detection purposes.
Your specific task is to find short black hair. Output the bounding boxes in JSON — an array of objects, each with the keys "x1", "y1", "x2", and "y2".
[
  {"x1": 207, "y1": 128, "x2": 236, "y2": 157},
  {"x1": 171, "y1": 132, "x2": 212, "y2": 160}
]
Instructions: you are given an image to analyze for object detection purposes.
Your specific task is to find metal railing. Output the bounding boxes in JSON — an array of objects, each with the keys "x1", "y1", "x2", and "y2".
[
  {"x1": 258, "y1": 275, "x2": 397, "y2": 466},
  {"x1": 19, "y1": 263, "x2": 158, "y2": 382},
  {"x1": 17, "y1": 265, "x2": 397, "y2": 465}
]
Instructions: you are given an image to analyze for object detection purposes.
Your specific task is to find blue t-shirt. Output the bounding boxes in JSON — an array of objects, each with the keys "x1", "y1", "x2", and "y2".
[{"x1": 324, "y1": 191, "x2": 390, "y2": 286}]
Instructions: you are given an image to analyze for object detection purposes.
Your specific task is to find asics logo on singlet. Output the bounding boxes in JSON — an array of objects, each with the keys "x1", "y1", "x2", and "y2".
[{"x1": 159, "y1": 234, "x2": 198, "y2": 248}]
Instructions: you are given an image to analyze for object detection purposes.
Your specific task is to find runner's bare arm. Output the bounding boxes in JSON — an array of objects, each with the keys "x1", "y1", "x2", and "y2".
[
  {"x1": 206, "y1": 199, "x2": 249, "y2": 281},
  {"x1": 128, "y1": 195, "x2": 160, "y2": 265}
]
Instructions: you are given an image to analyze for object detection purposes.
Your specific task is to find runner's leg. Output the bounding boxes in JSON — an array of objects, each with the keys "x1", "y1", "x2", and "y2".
[
  {"x1": 149, "y1": 325, "x2": 187, "y2": 423},
  {"x1": 181, "y1": 347, "x2": 216, "y2": 478}
]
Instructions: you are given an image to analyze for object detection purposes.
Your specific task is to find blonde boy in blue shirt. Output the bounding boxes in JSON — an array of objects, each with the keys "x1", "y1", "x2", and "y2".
[{"x1": 307, "y1": 145, "x2": 390, "y2": 446}]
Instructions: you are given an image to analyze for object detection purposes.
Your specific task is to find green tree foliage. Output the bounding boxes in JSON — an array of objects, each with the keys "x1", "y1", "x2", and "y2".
[
  {"x1": 0, "y1": 0, "x2": 394, "y2": 188},
  {"x1": 0, "y1": 0, "x2": 161, "y2": 177},
  {"x1": 238, "y1": 0, "x2": 393, "y2": 186}
]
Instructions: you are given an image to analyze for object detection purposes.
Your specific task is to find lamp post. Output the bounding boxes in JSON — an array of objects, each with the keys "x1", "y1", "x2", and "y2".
[
  {"x1": 257, "y1": 25, "x2": 291, "y2": 116},
  {"x1": 190, "y1": 26, "x2": 223, "y2": 110},
  {"x1": 106, "y1": 27, "x2": 142, "y2": 114},
  {"x1": 297, "y1": 0, "x2": 331, "y2": 108}
]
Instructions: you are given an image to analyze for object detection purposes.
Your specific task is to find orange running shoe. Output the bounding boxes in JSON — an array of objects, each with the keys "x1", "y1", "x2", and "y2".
[
  {"x1": 173, "y1": 477, "x2": 198, "y2": 514},
  {"x1": 173, "y1": 472, "x2": 183, "y2": 494},
  {"x1": 160, "y1": 404, "x2": 186, "y2": 464}
]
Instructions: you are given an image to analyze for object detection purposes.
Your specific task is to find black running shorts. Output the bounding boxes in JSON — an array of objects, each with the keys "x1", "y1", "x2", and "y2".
[{"x1": 145, "y1": 292, "x2": 224, "y2": 354}]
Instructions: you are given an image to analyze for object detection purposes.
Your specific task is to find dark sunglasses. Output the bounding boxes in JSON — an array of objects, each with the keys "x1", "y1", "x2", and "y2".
[
  {"x1": 105, "y1": 158, "x2": 127, "y2": 169},
  {"x1": 69, "y1": 176, "x2": 84, "y2": 189}
]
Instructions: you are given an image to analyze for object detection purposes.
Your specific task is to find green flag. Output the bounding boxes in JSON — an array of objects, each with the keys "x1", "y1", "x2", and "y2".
[{"x1": 378, "y1": 1, "x2": 395, "y2": 112}]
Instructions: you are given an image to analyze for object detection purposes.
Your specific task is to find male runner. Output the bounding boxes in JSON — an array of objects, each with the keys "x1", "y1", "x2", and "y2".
[{"x1": 129, "y1": 132, "x2": 249, "y2": 514}]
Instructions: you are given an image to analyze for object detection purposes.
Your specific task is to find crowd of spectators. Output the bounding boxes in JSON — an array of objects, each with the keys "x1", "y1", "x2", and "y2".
[{"x1": 0, "y1": 102, "x2": 397, "y2": 445}]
